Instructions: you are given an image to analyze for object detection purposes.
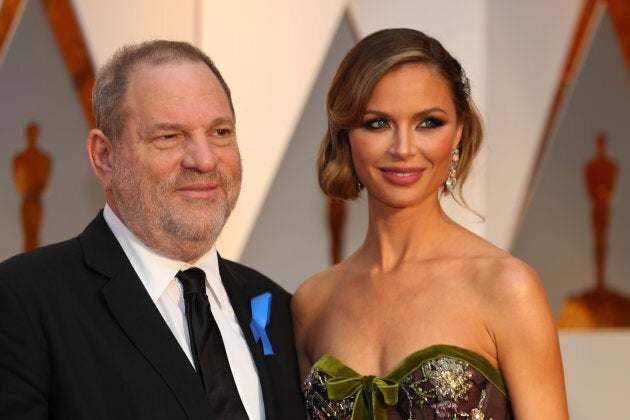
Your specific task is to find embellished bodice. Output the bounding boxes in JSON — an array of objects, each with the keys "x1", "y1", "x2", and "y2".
[{"x1": 304, "y1": 345, "x2": 513, "y2": 419}]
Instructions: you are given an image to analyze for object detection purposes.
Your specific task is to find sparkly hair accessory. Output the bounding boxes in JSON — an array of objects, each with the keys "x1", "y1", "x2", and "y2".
[{"x1": 460, "y1": 68, "x2": 471, "y2": 99}]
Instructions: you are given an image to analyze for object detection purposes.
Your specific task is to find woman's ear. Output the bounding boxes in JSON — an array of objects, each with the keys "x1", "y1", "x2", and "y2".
[
  {"x1": 453, "y1": 121, "x2": 464, "y2": 150},
  {"x1": 87, "y1": 129, "x2": 115, "y2": 187}
]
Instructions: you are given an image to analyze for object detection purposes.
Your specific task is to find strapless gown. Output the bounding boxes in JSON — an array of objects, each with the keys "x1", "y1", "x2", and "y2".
[{"x1": 304, "y1": 344, "x2": 513, "y2": 419}]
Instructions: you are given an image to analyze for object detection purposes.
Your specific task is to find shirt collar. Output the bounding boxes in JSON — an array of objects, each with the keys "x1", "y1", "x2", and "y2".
[{"x1": 103, "y1": 205, "x2": 222, "y2": 305}]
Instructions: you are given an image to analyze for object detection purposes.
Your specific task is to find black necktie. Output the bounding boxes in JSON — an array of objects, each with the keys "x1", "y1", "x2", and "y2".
[{"x1": 176, "y1": 268, "x2": 249, "y2": 419}]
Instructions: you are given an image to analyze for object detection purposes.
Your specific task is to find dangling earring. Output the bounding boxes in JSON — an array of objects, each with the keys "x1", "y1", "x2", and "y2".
[
  {"x1": 356, "y1": 180, "x2": 363, "y2": 193},
  {"x1": 445, "y1": 149, "x2": 460, "y2": 192}
]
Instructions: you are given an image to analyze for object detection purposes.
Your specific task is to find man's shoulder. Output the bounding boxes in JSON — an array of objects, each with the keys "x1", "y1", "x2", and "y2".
[
  {"x1": 218, "y1": 257, "x2": 291, "y2": 297},
  {"x1": 0, "y1": 213, "x2": 106, "y2": 287},
  {"x1": 0, "y1": 237, "x2": 80, "y2": 272},
  {"x1": 0, "y1": 237, "x2": 83, "y2": 297}
]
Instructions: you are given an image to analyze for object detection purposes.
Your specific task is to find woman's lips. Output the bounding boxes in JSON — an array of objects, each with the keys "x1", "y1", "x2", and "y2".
[{"x1": 380, "y1": 167, "x2": 424, "y2": 185}]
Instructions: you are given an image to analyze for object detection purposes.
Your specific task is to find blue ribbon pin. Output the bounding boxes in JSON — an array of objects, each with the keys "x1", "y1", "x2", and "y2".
[{"x1": 249, "y1": 292, "x2": 274, "y2": 355}]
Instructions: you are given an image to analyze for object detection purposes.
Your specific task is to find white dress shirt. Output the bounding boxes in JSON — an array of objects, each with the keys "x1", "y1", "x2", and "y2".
[{"x1": 103, "y1": 205, "x2": 265, "y2": 419}]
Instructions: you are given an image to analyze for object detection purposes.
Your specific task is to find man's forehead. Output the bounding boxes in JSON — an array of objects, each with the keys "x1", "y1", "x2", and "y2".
[{"x1": 125, "y1": 61, "x2": 219, "y2": 100}]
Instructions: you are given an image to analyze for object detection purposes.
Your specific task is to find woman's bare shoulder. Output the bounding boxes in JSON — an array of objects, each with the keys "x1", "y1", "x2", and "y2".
[
  {"x1": 455, "y1": 227, "x2": 536, "y2": 281},
  {"x1": 294, "y1": 265, "x2": 339, "y2": 299},
  {"x1": 454, "y1": 230, "x2": 543, "y2": 307},
  {"x1": 480, "y1": 252, "x2": 541, "y2": 299},
  {"x1": 292, "y1": 262, "x2": 349, "y2": 318},
  {"x1": 464, "y1": 241, "x2": 551, "y2": 337}
]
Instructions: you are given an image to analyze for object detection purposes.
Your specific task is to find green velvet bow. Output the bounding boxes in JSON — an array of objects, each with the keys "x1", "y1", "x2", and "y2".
[
  {"x1": 327, "y1": 374, "x2": 399, "y2": 420},
  {"x1": 312, "y1": 345, "x2": 508, "y2": 419}
]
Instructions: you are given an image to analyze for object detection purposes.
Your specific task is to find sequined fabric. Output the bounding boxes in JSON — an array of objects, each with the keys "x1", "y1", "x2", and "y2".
[{"x1": 304, "y1": 345, "x2": 513, "y2": 420}]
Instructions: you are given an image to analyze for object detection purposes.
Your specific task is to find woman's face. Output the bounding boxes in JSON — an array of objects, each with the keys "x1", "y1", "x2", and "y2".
[{"x1": 348, "y1": 62, "x2": 462, "y2": 211}]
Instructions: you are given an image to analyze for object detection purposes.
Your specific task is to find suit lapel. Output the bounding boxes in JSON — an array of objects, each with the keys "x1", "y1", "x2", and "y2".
[
  {"x1": 218, "y1": 256, "x2": 278, "y2": 418},
  {"x1": 79, "y1": 213, "x2": 211, "y2": 419}
]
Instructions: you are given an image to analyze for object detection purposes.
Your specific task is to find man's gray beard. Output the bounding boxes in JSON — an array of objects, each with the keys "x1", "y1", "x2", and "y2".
[
  {"x1": 109, "y1": 157, "x2": 241, "y2": 246},
  {"x1": 161, "y1": 188, "x2": 232, "y2": 244}
]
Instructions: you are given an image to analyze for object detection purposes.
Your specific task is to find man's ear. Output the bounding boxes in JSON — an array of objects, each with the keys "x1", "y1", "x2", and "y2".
[{"x1": 87, "y1": 129, "x2": 115, "y2": 186}]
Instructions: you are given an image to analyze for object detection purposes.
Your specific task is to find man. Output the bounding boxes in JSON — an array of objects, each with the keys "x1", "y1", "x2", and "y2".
[{"x1": 0, "y1": 41, "x2": 305, "y2": 419}]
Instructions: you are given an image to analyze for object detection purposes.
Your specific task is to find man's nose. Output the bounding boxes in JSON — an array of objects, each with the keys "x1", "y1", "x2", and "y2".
[{"x1": 182, "y1": 134, "x2": 219, "y2": 172}]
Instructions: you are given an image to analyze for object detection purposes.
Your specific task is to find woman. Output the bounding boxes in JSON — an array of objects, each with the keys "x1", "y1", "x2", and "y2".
[{"x1": 292, "y1": 28, "x2": 568, "y2": 419}]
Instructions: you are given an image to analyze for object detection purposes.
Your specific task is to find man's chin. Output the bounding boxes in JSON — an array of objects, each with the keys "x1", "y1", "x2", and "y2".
[
  {"x1": 165, "y1": 216, "x2": 225, "y2": 241},
  {"x1": 172, "y1": 201, "x2": 228, "y2": 217}
]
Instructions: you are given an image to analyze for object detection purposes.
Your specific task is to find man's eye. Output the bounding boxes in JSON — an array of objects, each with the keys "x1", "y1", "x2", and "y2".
[
  {"x1": 151, "y1": 133, "x2": 182, "y2": 149},
  {"x1": 209, "y1": 128, "x2": 235, "y2": 146},
  {"x1": 364, "y1": 119, "x2": 389, "y2": 129}
]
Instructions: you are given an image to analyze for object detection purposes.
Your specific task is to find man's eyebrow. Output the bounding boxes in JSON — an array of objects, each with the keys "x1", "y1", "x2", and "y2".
[
  {"x1": 210, "y1": 117, "x2": 235, "y2": 126},
  {"x1": 141, "y1": 117, "x2": 235, "y2": 135},
  {"x1": 149, "y1": 123, "x2": 184, "y2": 131}
]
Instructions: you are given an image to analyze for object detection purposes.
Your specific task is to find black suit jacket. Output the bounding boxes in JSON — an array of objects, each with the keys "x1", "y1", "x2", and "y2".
[{"x1": 0, "y1": 212, "x2": 305, "y2": 419}]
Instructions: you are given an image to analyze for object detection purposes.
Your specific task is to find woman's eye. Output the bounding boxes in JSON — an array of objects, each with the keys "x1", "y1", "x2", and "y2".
[
  {"x1": 364, "y1": 118, "x2": 389, "y2": 129},
  {"x1": 419, "y1": 118, "x2": 445, "y2": 129}
]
